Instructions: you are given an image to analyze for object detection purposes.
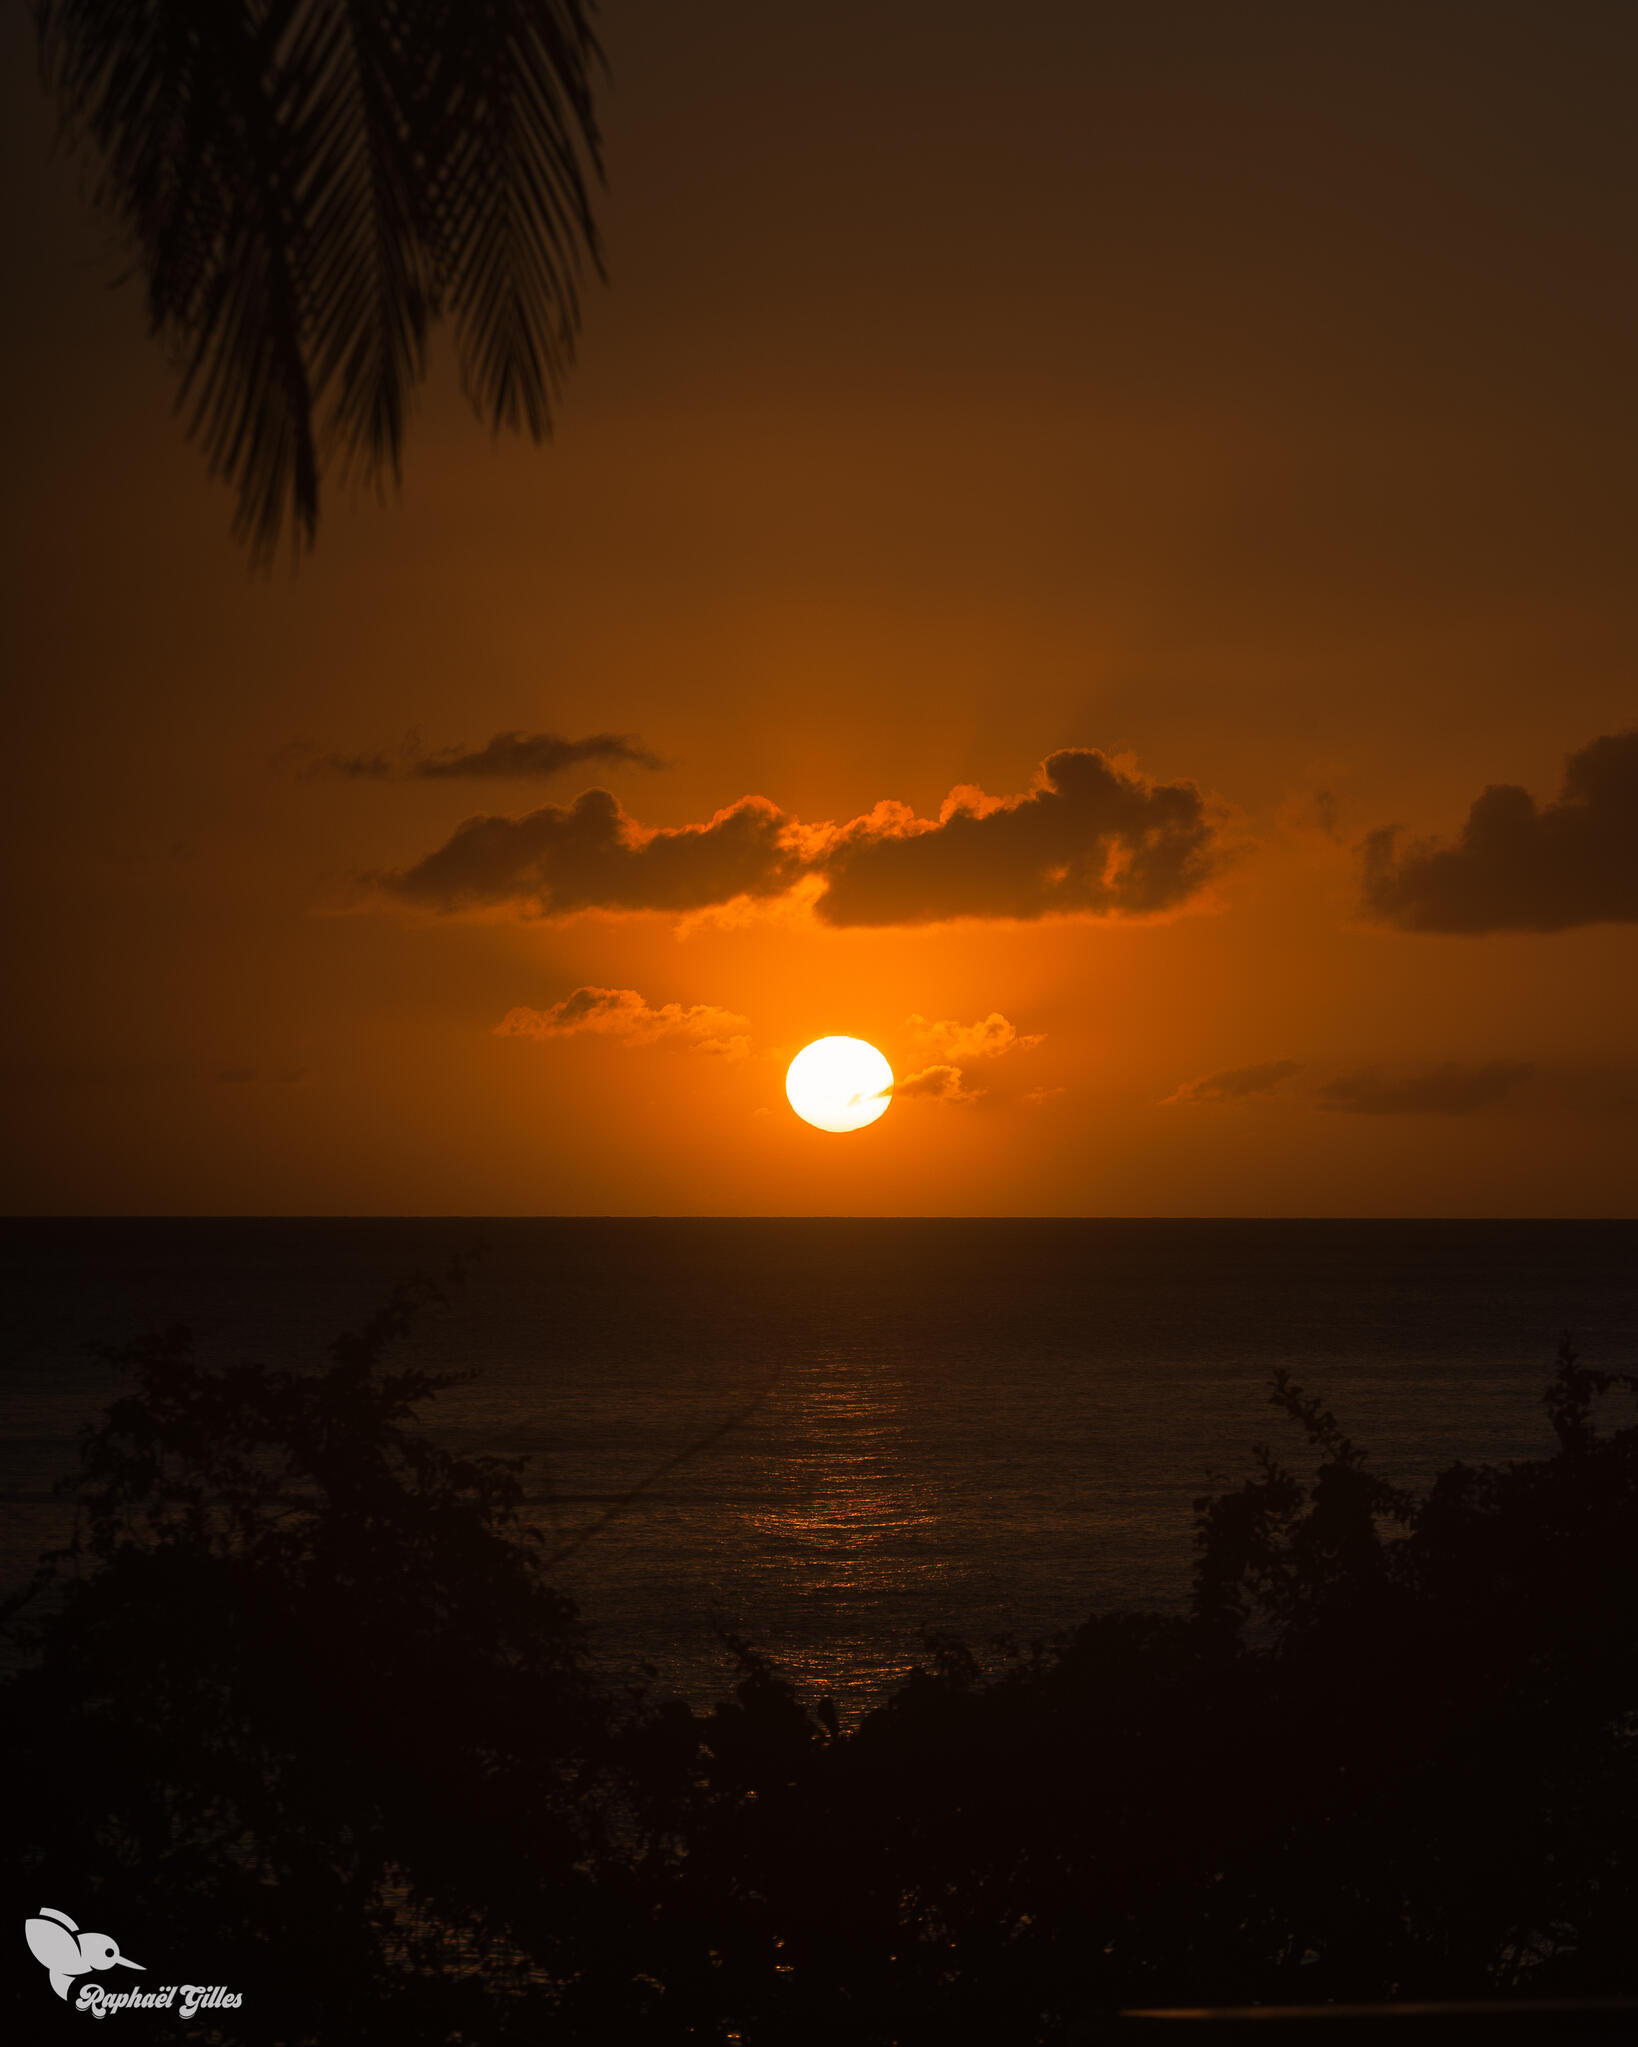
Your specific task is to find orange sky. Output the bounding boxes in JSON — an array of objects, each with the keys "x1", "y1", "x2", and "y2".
[{"x1": 3, "y1": 0, "x2": 1636, "y2": 1216}]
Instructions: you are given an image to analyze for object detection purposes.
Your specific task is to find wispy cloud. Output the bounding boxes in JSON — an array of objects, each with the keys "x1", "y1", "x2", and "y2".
[
  {"x1": 893, "y1": 1064, "x2": 984, "y2": 1105},
  {"x1": 495, "y1": 987, "x2": 751, "y2": 1060},
  {"x1": 412, "y1": 731, "x2": 663, "y2": 778},
  {"x1": 906, "y1": 1012, "x2": 1043, "y2": 1061},
  {"x1": 1316, "y1": 1062, "x2": 1533, "y2": 1115},
  {"x1": 283, "y1": 730, "x2": 663, "y2": 781},
  {"x1": 1162, "y1": 1060, "x2": 1303, "y2": 1107}
]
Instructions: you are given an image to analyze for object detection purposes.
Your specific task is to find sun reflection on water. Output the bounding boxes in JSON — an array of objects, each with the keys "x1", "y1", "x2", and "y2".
[{"x1": 732, "y1": 1345, "x2": 944, "y2": 1710}]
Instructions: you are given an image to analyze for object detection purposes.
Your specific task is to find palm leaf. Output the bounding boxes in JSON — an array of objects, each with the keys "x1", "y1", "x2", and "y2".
[
  {"x1": 34, "y1": 0, "x2": 603, "y2": 562},
  {"x1": 427, "y1": 0, "x2": 605, "y2": 439}
]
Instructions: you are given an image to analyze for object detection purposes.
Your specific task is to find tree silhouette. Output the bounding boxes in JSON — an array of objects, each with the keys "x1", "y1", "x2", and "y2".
[
  {"x1": 34, "y1": 0, "x2": 604, "y2": 561},
  {"x1": 1, "y1": 1281, "x2": 652, "y2": 2040}
]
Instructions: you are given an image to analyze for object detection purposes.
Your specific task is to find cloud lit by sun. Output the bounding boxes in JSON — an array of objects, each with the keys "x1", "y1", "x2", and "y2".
[{"x1": 369, "y1": 750, "x2": 1226, "y2": 930}]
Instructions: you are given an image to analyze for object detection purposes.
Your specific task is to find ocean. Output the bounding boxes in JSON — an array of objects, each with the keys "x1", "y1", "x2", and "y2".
[{"x1": 2, "y1": 1218, "x2": 1634, "y2": 1714}]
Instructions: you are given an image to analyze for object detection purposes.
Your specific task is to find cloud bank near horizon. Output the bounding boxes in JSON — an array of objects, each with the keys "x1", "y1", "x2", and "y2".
[{"x1": 1163, "y1": 1057, "x2": 1540, "y2": 1115}]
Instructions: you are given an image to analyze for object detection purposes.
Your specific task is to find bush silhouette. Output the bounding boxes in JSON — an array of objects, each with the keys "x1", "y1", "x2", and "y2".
[
  {"x1": 2, "y1": 1284, "x2": 653, "y2": 2041},
  {"x1": 5, "y1": 1295, "x2": 1638, "y2": 2042}
]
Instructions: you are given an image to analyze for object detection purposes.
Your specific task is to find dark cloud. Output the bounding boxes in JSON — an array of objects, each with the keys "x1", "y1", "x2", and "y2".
[
  {"x1": 1317, "y1": 1062, "x2": 1533, "y2": 1116},
  {"x1": 495, "y1": 987, "x2": 750, "y2": 1060},
  {"x1": 1162, "y1": 1059, "x2": 1303, "y2": 1107},
  {"x1": 377, "y1": 789, "x2": 802, "y2": 916},
  {"x1": 284, "y1": 731, "x2": 662, "y2": 781},
  {"x1": 373, "y1": 750, "x2": 1227, "y2": 926},
  {"x1": 893, "y1": 1064, "x2": 983, "y2": 1104},
  {"x1": 1361, "y1": 730, "x2": 1638, "y2": 933},
  {"x1": 413, "y1": 731, "x2": 663, "y2": 778},
  {"x1": 813, "y1": 749, "x2": 1222, "y2": 927}
]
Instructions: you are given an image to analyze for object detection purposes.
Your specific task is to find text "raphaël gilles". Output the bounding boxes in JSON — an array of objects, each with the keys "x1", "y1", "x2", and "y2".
[{"x1": 76, "y1": 1983, "x2": 244, "y2": 2019}]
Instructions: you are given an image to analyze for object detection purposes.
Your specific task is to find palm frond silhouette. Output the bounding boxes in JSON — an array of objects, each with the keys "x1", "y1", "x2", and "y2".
[{"x1": 35, "y1": 0, "x2": 604, "y2": 562}]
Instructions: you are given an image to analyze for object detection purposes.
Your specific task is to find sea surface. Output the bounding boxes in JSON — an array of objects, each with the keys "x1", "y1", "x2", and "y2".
[{"x1": 1, "y1": 1219, "x2": 1634, "y2": 1714}]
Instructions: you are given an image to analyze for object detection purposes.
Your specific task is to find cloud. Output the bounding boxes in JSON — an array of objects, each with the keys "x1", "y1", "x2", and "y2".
[
  {"x1": 285, "y1": 731, "x2": 662, "y2": 781},
  {"x1": 380, "y1": 789, "x2": 802, "y2": 916},
  {"x1": 495, "y1": 987, "x2": 751, "y2": 1060},
  {"x1": 1361, "y1": 730, "x2": 1638, "y2": 933},
  {"x1": 1023, "y1": 1085, "x2": 1067, "y2": 1107},
  {"x1": 812, "y1": 749, "x2": 1223, "y2": 927},
  {"x1": 1166, "y1": 1058, "x2": 1539, "y2": 1115},
  {"x1": 1162, "y1": 1059, "x2": 1304, "y2": 1107},
  {"x1": 906, "y1": 1012, "x2": 1043, "y2": 1061},
  {"x1": 412, "y1": 731, "x2": 663, "y2": 778},
  {"x1": 374, "y1": 749, "x2": 1227, "y2": 927},
  {"x1": 1316, "y1": 1062, "x2": 1533, "y2": 1116},
  {"x1": 272, "y1": 740, "x2": 392, "y2": 778},
  {"x1": 893, "y1": 1064, "x2": 984, "y2": 1104}
]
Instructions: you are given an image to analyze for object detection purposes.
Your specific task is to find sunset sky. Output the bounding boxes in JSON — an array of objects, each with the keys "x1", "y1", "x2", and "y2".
[{"x1": 4, "y1": 0, "x2": 1636, "y2": 1217}]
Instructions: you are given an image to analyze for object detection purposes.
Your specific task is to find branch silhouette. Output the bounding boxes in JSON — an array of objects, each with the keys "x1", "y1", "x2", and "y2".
[{"x1": 541, "y1": 1367, "x2": 786, "y2": 1570}]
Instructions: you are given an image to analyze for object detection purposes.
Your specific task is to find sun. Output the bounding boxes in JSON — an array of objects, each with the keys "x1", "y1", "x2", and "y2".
[{"x1": 785, "y1": 1036, "x2": 894, "y2": 1133}]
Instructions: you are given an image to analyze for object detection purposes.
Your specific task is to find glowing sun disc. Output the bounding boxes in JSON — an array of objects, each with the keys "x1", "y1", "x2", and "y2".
[{"x1": 786, "y1": 1036, "x2": 893, "y2": 1133}]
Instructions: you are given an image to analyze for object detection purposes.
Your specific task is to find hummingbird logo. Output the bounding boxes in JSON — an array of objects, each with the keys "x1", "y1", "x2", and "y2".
[{"x1": 24, "y1": 1907, "x2": 145, "y2": 2001}]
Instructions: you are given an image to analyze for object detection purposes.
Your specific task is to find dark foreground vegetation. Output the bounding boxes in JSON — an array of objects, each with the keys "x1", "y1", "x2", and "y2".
[{"x1": 5, "y1": 1287, "x2": 1638, "y2": 2043}]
